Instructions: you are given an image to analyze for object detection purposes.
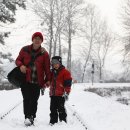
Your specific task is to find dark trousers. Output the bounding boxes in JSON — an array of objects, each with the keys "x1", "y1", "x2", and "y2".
[
  {"x1": 50, "y1": 96, "x2": 67, "y2": 124},
  {"x1": 21, "y1": 83, "x2": 40, "y2": 119}
]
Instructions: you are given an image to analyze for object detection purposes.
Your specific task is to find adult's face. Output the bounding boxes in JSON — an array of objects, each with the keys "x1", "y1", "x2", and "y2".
[{"x1": 32, "y1": 36, "x2": 42, "y2": 49}]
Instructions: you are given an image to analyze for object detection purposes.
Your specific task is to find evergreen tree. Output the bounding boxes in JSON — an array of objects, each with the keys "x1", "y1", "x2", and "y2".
[{"x1": 0, "y1": 0, "x2": 25, "y2": 80}]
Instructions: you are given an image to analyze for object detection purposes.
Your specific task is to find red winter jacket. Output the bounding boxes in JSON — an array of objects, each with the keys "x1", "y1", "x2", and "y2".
[
  {"x1": 50, "y1": 66, "x2": 72, "y2": 96},
  {"x1": 15, "y1": 44, "x2": 51, "y2": 88}
]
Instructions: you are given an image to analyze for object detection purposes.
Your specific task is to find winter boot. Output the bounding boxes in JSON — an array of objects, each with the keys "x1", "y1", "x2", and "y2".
[
  {"x1": 30, "y1": 115, "x2": 34, "y2": 125},
  {"x1": 49, "y1": 123, "x2": 54, "y2": 126},
  {"x1": 24, "y1": 116, "x2": 34, "y2": 126},
  {"x1": 24, "y1": 118, "x2": 32, "y2": 126}
]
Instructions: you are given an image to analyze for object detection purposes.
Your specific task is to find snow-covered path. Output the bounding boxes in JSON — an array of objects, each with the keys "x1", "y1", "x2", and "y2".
[
  {"x1": 0, "y1": 89, "x2": 85, "y2": 130},
  {"x1": 1, "y1": 83, "x2": 130, "y2": 130}
]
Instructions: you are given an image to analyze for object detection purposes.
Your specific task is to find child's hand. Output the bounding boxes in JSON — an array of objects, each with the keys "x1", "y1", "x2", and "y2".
[
  {"x1": 41, "y1": 88, "x2": 45, "y2": 95},
  {"x1": 45, "y1": 81, "x2": 50, "y2": 87},
  {"x1": 63, "y1": 92, "x2": 69, "y2": 101}
]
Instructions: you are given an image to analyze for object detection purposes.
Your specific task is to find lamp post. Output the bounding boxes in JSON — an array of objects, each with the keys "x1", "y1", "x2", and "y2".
[{"x1": 91, "y1": 61, "x2": 94, "y2": 86}]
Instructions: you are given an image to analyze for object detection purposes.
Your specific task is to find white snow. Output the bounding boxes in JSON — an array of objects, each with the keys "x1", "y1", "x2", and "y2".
[
  {"x1": 0, "y1": 83, "x2": 130, "y2": 130},
  {"x1": 76, "y1": 83, "x2": 130, "y2": 88}
]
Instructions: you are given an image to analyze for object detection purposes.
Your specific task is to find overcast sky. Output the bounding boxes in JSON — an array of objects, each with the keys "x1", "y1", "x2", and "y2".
[{"x1": 86, "y1": 0, "x2": 124, "y2": 35}]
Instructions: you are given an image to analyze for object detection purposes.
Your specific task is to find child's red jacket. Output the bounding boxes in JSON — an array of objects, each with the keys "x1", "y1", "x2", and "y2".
[{"x1": 50, "y1": 66, "x2": 72, "y2": 96}]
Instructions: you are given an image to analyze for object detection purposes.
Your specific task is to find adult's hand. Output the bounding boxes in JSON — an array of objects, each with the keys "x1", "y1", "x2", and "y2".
[
  {"x1": 45, "y1": 81, "x2": 50, "y2": 87},
  {"x1": 20, "y1": 65, "x2": 27, "y2": 74}
]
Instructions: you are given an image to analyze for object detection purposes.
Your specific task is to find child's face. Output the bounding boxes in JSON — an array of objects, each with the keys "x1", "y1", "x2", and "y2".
[{"x1": 53, "y1": 64, "x2": 60, "y2": 69}]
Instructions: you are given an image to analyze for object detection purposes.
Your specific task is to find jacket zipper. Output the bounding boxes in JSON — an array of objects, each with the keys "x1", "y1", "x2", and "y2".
[{"x1": 52, "y1": 70, "x2": 57, "y2": 96}]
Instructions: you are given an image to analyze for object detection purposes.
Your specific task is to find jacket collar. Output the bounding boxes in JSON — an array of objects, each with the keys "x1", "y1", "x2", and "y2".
[
  {"x1": 31, "y1": 44, "x2": 41, "y2": 52},
  {"x1": 27, "y1": 44, "x2": 41, "y2": 54},
  {"x1": 52, "y1": 65, "x2": 65, "y2": 72}
]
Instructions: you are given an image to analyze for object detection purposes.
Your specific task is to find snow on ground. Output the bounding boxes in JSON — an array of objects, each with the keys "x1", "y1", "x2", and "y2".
[
  {"x1": 76, "y1": 83, "x2": 130, "y2": 88},
  {"x1": 0, "y1": 89, "x2": 22, "y2": 115},
  {"x1": 0, "y1": 83, "x2": 130, "y2": 130},
  {"x1": 69, "y1": 84, "x2": 130, "y2": 130},
  {"x1": 0, "y1": 88, "x2": 84, "y2": 130}
]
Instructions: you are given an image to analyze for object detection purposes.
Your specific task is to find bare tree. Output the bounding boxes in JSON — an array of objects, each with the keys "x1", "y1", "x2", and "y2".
[
  {"x1": 81, "y1": 4, "x2": 115, "y2": 82},
  {"x1": 30, "y1": 0, "x2": 83, "y2": 69},
  {"x1": 93, "y1": 21, "x2": 115, "y2": 82},
  {"x1": 81, "y1": 4, "x2": 99, "y2": 82},
  {"x1": 29, "y1": 0, "x2": 69, "y2": 57},
  {"x1": 121, "y1": 0, "x2": 130, "y2": 63},
  {"x1": 61, "y1": 0, "x2": 84, "y2": 71},
  {"x1": 52, "y1": 0, "x2": 67, "y2": 56},
  {"x1": 29, "y1": 0, "x2": 55, "y2": 57},
  {"x1": 118, "y1": 0, "x2": 130, "y2": 78}
]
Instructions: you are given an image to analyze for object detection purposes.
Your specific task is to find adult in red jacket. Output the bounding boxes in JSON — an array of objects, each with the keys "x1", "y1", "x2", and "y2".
[
  {"x1": 15, "y1": 32, "x2": 51, "y2": 126},
  {"x1": 49, "y1": 56, "x2": 72, "y2": 125}
]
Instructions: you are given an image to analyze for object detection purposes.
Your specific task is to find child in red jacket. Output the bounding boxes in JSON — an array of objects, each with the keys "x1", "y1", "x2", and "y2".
[{"x1": 49, "y1": 56, "x2": 72, "y2": 125}]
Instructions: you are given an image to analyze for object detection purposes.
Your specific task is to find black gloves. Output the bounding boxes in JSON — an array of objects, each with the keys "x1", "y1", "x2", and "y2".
[{"x1": 41, "y1": 88, "x2": 45, "y2": 95}]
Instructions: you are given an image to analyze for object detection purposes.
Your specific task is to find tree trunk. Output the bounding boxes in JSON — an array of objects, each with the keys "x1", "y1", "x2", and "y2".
[
  {"x1": 59, "y1": 33, "x2": 62, "y2": 56},
  {"x1": 49, "y1": 1, "x2": 54, "y2": 57},
  {"x1": 99, "y1": 66, "x2": 102, "y2": 82},
  {"x1": 67, "y1": 24, "x2": 72, "y2": 71}
]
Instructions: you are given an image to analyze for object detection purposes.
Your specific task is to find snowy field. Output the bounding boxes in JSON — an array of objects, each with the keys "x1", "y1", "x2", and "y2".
[
  {"x1": 0, "y1": 83, "x2": 130, "y2": 130},
  {"x1": 76, "y1": 83, "x2": 130, "y2": 88}
]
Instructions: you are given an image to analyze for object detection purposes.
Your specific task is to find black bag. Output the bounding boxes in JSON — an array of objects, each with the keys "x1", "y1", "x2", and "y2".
[
  {"x1": 7, "y1": 67, "x2": 26, "y2": 88},
  {"x1": 7, "y1": 46, "x2": 45, "y2": 88}
]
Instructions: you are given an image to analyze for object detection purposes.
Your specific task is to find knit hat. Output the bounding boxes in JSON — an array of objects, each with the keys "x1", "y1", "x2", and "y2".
[
  {"x1": 32, "y1": 32, "x2": 44, "y2": 42},
  {"x1": 51, "y1": 56, "x2": 62, "y2": 65}
]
